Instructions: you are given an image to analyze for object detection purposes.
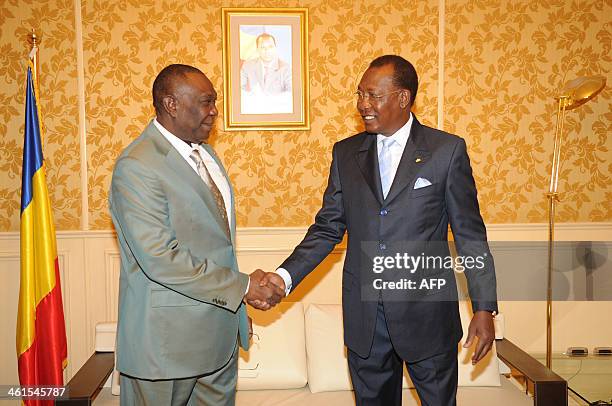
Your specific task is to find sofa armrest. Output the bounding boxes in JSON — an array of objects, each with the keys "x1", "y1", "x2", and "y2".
[
  {"x1": 496, "y1": 338, "x2": 567, "y2": 406},
  {"x1": 55, "y1": 352, "x2": 114, "y2": 406}
]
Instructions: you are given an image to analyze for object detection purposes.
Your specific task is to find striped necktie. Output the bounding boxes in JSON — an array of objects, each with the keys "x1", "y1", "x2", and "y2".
[{"x1": 189, "y1": 148, "x2": 231, "y2": 237}]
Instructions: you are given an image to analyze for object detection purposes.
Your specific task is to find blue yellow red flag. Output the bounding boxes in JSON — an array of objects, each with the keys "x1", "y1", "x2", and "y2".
[{"x1": 17, "y1": 62, "x2": 68, "y2": 404}]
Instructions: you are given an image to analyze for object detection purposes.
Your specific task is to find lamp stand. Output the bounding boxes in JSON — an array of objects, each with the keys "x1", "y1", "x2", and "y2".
[{"x1": 544, "y1": 75, "x2": 605, "y2": 369}]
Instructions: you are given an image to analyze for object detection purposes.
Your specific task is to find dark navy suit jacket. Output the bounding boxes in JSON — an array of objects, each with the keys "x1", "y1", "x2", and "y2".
[{"x1": 281, "y1": 116, "x2": 498, "y2": 362}]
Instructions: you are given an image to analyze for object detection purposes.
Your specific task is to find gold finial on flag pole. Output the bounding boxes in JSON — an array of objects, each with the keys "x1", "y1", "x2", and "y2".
[
  {"x1": 27, "y1": 29, "x2": 45, "y2": 143},
  {"x1": 27, "y1": 29, "x2": 40, "y2": 86}
]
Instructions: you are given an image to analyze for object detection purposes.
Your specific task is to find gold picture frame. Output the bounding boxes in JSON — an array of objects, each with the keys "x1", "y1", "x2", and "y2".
[{"x1": 222, "y1": 8, "x2": 310, "y2": 131}]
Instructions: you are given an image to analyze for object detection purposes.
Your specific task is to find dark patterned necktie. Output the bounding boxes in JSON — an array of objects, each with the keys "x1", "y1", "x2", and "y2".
[{"x1": 189, "y1": 148, "x2": 231, "y2": 237}]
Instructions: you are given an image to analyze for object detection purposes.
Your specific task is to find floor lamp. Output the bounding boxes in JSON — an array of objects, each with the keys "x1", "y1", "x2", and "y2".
[{"x1": 546, "y1": 74, "x2": 606, "y2": 368}]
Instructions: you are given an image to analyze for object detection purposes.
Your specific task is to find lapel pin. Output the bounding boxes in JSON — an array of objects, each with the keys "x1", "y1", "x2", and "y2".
[{"x1": 415, "y1": 157, "x2": 422, "y2": 163}]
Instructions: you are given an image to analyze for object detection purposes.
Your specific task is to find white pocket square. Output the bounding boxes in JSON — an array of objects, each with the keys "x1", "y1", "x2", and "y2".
[{"x1": 413, "y1": 177, "x2": 432, "y2": 189}]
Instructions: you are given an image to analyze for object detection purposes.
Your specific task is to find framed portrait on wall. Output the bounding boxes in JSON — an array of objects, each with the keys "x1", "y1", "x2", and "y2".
[{"x1": 222, "y1": 8, "x2": 309, "y2": 131}]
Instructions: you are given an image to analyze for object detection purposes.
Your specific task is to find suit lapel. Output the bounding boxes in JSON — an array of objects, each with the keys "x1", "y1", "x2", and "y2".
[
  {"x1": 148, "y1": 125, "x2": 230, "y2": 240},
  {"x1": 355, "y1": 132, "x2": 384, "y2": 205},
  {"x1": 384, "y1": 118, "x2": 431, "y2": 205},
  {"x1": 164, "y1": 146, "x2": 211, "y2": 203}
]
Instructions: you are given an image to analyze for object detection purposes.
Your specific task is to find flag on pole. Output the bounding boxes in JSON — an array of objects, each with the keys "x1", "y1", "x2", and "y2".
[{"x1": 16, "y1": 61, "x2": 67, "y2": 401}]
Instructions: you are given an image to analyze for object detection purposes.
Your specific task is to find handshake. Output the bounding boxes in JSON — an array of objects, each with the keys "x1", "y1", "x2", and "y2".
[{"x1": 245, "y1": 269, "x2": 286, "y2": 310}]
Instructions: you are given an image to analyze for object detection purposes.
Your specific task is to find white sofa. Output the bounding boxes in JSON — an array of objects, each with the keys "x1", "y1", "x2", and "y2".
[{"x1": 57, "y1": 302, "x2": 567, "y2": 406}]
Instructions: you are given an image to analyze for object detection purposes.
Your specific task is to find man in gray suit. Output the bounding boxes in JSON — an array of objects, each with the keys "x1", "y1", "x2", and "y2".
[{"x1": 109, "y1": 64, "x2": 283, "y2": 405}]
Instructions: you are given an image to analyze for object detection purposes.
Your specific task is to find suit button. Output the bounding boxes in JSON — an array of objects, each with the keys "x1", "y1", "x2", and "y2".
[
  {"x1": 380, "y1": 209, "x2": 388, "y2": 216},
  {"x1": 380, "y1": 242, "x2": 386, "y2": 250}
]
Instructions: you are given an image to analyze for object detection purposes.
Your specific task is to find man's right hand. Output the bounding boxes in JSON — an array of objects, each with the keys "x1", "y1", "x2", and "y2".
[
  {"x1": 245, "y1": 269, "x2": 285, "y2": 310},
  {"x1": 260, "y1": 272, "x2": 286, "y2": 294}
]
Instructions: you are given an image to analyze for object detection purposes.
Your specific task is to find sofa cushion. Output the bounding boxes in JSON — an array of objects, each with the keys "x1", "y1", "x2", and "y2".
[
  {"x1": 303, "y1": 304, "x2": 352, "y2": 392},
  {"x1": 304, "y1": 302, "x2": 500, "y2": 393},
  {"x1": 456, "y1": 301, "x2": 501, "y2": 387},
  {"x1": 237, "y1": 302, "x2": 308, "y2": 390},
  {"x1": 303, "y1": 304, "x2": 413, "y2": 393},
  {"x1": 95, "y1": 322, "x2": 117, "y2": 352},
  {"x1": 94, "y1": 303, "x2": 308, "y2": 392}
]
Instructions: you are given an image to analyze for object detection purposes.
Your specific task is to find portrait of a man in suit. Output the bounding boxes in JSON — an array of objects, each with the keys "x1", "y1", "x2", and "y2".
[
  {"x1": 240, "y1": 32, "x2": 291, "y2": 96},
  {"x1": 262, "y1": 55, "x2": 498, "y2": 406},
  {"x1": 109, "y1": 64, "x2": 282, "y2": 405},
  {"x1": 239, "y1": 31, "x2": 293, "y2": 115}
]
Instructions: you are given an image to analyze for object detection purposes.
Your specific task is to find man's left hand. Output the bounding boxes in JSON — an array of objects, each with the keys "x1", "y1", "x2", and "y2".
[{"x1": 463, "y1": 311, "x2": 495, "y2": 365}]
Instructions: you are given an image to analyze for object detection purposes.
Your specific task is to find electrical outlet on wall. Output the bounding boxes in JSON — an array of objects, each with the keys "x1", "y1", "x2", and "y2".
[
  {"x1": 594, "y1": 347, "x2": 612, "y2": 356},
  {"x1": 565, "y1": 347, "x2": 588, "y2": 356}
]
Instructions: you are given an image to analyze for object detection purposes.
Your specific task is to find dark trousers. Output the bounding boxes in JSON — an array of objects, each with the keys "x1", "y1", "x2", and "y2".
[{"x1": 347, "y1": 301, "x2": 458, "y2": 406}]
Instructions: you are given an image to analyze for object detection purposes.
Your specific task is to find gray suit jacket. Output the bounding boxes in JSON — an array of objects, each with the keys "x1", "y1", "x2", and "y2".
[{"x1": 109, "y1": 121, "x2": 250, "y2": 380}]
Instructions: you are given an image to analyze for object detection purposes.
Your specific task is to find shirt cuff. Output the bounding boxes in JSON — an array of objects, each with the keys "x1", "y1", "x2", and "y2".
[{"x1": 275, "y1": 268, "x2": 293, "y2": 296}]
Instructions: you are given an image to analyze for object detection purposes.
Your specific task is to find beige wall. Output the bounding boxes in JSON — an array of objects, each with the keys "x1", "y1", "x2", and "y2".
[{"x1": 1, "y1": 0, "x2": 610, "y2": 231}]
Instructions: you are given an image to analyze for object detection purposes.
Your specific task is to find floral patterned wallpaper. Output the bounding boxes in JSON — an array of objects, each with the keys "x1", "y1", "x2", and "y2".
[
  {"x1": 0, "y1": 0, "x2": 609, "y2": 231},
  {"x1": 445, "y1": 0, "x2": 611, "y2": 223},
  {"x1": 0, "y1": 0, "x2": 81, "y2": 231}
]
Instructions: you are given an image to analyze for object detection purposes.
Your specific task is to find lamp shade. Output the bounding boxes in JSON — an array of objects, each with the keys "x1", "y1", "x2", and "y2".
[{"x1": 556, "y1": 75, "x2": 606, "y2": 110}]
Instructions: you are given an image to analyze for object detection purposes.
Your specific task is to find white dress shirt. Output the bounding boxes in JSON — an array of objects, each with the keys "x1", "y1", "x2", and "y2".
[
  {"x1": 276, "y1": 114, "x2": 414, "y2": 295},
  {"x1": 376, "y1": 113, "x2": 413, "y2": 185},
  {"x1": 153, "y1": 119, "x2": 232, "y2": 224}
]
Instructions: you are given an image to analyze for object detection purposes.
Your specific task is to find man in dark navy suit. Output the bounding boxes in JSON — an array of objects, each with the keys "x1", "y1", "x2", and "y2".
[{"x1": 262, "y1": 55, "x2": 498, "y2": 406}]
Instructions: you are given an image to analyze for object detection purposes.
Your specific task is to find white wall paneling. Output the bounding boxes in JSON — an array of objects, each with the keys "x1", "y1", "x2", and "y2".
[{"x1": 0, "y1": 223, "x2": 610, "y2": 383}]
